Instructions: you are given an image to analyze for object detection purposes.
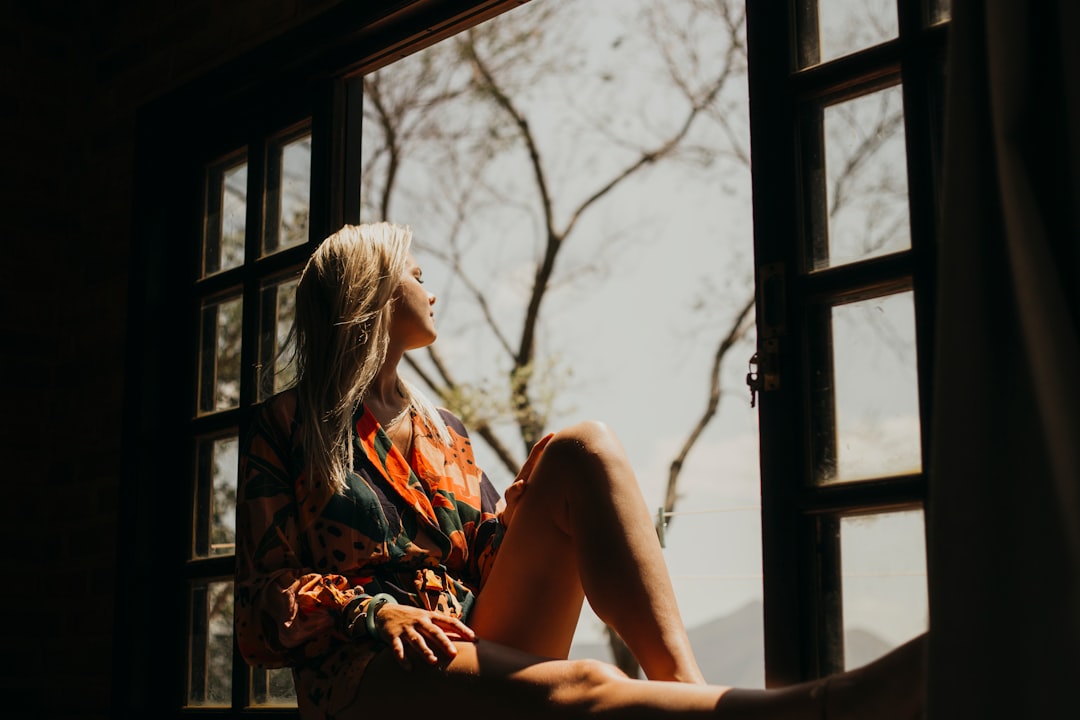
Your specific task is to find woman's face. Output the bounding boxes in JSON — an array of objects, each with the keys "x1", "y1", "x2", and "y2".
[{"x1": 389, "y1": 254, "x2": 437, "y2": 350}]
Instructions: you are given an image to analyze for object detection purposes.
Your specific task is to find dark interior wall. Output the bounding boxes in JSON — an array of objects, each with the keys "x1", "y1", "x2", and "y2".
[{"x1": 1, "y1": 2, "x2": 342, "y2": 717}]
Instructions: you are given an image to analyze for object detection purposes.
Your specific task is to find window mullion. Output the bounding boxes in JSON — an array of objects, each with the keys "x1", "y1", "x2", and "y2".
[
  {"x1": 240, "y1": 136, "x2": 268, "y2": 410},
  {"x1": 746, "y1": 0, "x2": 810, "y2": 688},
  {"x1": 897, "y1": 7, "x2": 946, "y2": 477},
  {"x1": 218, "y1": 134, "x2": 264, "y2": 714}
]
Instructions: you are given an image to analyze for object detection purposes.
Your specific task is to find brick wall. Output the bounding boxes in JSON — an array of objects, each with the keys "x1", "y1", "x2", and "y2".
[{"x1": 2, "y1": 2, "x2": 342, "y2": 717}]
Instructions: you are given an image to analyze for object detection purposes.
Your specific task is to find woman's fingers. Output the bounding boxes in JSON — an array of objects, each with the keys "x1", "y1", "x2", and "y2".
[
  {"x1": 432, "y1": 613, "x2": 476, "y2": 642},
  {"x1": 498, "y1": 479, "x2": 525, "y2": 527},
  {"x1": 504, "y1": 479, "x2": 525, "y2": 504},
  {"x1": 377, "y1": 606, "x2": 472, "y2": 670},
  {"x1": 501, "y1": 432, "x2": 553, "y2": 527},
  {"x1": 405, "y1": 627, "x2": 440, "y2": 664},
  {"x1": 498, "y1": 433, "x2": 557, "y2": 528},
  {"x1": 390, "y1": 635, "x2": 412, "y2": 670},
  {"x1": 515, "y1": 432, "x2": 554, "y2": 484}
]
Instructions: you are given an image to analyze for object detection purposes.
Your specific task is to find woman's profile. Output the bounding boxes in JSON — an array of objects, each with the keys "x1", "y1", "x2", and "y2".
[{"x1": 235, "y1": 222, "x2": 925, "y2": 719}]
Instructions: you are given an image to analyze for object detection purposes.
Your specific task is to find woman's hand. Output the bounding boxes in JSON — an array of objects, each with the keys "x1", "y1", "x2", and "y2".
[
  {"x1": 372, "y1": 603, "x2": 476, "y2": 670},
  {"x1": 497, "y1": 432, "x2": 554, "y2": 529}
]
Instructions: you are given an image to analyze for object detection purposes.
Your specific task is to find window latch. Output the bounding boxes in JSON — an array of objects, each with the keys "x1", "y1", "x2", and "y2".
[
  {"x1": 746, "y1": 338, "x2": 780, "y2": 408},
  {"x1": 748, "y1": 262, "x2": 785, "y2": 408}
]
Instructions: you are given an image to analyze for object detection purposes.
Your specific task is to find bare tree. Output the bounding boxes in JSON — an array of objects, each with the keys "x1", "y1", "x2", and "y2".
[{"x1": 365, "y1": 2, "x2": 750, "y2": 466}]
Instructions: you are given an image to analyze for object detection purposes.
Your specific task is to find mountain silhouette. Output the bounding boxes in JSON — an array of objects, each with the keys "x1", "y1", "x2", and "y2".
[{"x1": 569, "y1": 600, "x2": 894, "y2": 688}]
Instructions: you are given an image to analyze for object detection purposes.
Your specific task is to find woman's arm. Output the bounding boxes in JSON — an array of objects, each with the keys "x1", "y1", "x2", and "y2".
[{"x1": 233, "y1": 394, "x2": 359, "y2": 668}]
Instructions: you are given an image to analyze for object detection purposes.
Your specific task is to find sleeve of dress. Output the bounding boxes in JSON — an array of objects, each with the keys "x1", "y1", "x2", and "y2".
[
  {"x1": 434, "y1": 408, "x2": 505, "y2": 589},
  {"x1": 233, "y1": 395, "x2": 365, "y2": 668},
  {"x1": 468, "y1": 470, "x2": 505, "y2": 589}
]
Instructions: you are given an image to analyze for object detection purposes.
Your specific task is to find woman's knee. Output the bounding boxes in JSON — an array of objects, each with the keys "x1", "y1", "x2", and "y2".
[
  {"x1": 520, "y1": 421, "x2": 636, "y2": 534},
  {"x1": 545, "y1": 420, "x2": 626, "y2": 467},
  {"x1": 526, "y1": 421, "x2": 635, "y2": 510}
]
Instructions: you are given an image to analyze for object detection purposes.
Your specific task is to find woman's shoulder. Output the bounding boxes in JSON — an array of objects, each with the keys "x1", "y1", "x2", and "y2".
[
  {"x1": 252, "y1": 388, "x2": 301, "y2": 436},
  {"x1": 436, "y1": 407, "x2": 469, "y2": 437},
  {"x1": 260, "y1": 387, "x2": 298, "y2": 414}
]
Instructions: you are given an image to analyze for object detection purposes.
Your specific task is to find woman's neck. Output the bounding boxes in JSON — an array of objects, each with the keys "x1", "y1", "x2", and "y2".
[
  {"x1": 367, "y1": 350, "x2": 406, "y2": 408},
  {"x1": 366, "y1": 356, "x2": 414, "y2": 450}
]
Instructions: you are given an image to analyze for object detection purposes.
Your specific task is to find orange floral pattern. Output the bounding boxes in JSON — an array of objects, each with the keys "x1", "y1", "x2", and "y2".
[{"x1": 235, "y1": 390, "x2": 502, "y2": 719}]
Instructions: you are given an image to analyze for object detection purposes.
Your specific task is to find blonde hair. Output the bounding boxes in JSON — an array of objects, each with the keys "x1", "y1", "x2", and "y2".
[{"x1": 293, "y1": 222, "x2": 450, "y2": 494}]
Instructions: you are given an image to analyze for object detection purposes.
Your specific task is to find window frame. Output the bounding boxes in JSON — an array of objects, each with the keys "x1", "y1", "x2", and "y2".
[{"x1": 745, "y1": 0, "x2": 946, "y2": 684}]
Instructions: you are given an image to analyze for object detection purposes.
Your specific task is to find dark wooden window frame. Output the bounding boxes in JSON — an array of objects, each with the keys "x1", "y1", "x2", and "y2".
[{"x1": 745, "y1": 0, "x2": 946, "y2": 686}]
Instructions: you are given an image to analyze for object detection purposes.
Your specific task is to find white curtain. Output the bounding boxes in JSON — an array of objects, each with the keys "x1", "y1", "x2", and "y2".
[{"x1": 928, "y1": 0, "x2": 1080, "y2": 716}]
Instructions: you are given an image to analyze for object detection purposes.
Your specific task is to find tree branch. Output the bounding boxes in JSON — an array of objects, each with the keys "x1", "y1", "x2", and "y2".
[
  {"x1": 466, "y1": 32, "x2": 557, "y2": 239},
  {"x1": 464, "y1": 31, "x2": 562, "y2": 448},
  {"x1": 828, "y1": 105, "x2": 904, "y2": 219},
  {"x1": 662, "y1": 293, "x2": 756, "y2": 521},
  {"x1": 562, "y1": 3, "x2": 744, "y2": 240},
  {"x1": 363, "y1": 75, "x2": 401, "y2": 221}
]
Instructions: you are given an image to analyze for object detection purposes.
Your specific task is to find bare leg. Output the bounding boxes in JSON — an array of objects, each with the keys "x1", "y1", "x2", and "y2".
[
  {"x1": 352, "y1": 638, "x2": 726, "y2": 720},
  {"x1": 469, "y1": 421, "x2": 704, "y2": 683},
  {"x1": 347, "y1": 634, "x2": 926, "y2": 720}
]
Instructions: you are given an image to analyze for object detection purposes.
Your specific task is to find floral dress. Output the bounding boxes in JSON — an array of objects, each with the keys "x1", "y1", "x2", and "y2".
[{"x1": 235, "y1": 389, "x2": 503, "y2": 719}]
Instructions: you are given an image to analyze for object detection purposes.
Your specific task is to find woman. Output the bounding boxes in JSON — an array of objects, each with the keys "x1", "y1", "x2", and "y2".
[{"x1": 235, "y1": 222, "x2": 925, "y2": 719}]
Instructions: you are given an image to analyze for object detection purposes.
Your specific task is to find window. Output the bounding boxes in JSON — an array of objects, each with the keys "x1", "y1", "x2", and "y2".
[
  {"x1": 189, "y1": 125, "x2": 314, "y2": 709},
  {"x1": 124, "y1": 0, "x2": 950, "y2": 715},
  {"x1": 745, "y1": 0, "x2": 947, "y2": 682}
]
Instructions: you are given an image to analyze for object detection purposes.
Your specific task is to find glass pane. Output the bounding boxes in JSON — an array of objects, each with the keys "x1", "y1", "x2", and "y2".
[
  {"x1": 250, "y1": 667, "x2": 297, "y2": 707},
  {"x1": 358, "y1": 0, "x2": 762, "y2": 682},
  {"x1": 198, "y1": 295, "x2": 243, "y2": 414},
  {"x1": 204, "y1": 157, "x2": 247, "y2": 276},
  {"x1": 258, "y1": 276, "x2": 299, "y2": 400},
  {"x1": 187, "y1": 580, "x2": 233, "y2": 707},
  {"x1": 817, "y1": 85, "x2": 909, "y2": 270},
  {"x1": 193, "y1": 434, "x2": 239, "y2": 558},
  {"x1": 817, "y1": 0, "x2": 898, "y2": 65},
  {"x1": 840, "y1": 510, "x2": 928, "y2": 668},
  {"x1": 571, "y1": 506, "x2": 765, "y2": 686},
  {"x1": 264, "y1": 132, "x2": 311, "y2": 255},
  {"x1": 814, "y1": 291, "x2": 922, "y2": 484}
]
